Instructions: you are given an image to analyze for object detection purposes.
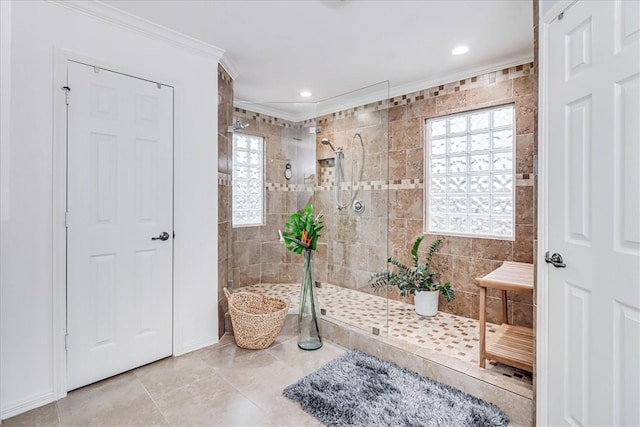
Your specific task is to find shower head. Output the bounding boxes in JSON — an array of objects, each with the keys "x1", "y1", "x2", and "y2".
[
  {"x1": 321, "y1": 137, "x2": 336, "y2": 152},
  {"x1": 227, "y1": 120, "x2": 250, "y2": 133}
]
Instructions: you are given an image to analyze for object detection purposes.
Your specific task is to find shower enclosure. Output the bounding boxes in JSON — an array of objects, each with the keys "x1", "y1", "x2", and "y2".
[{"x1": 224, "y1": 81, "x2": 390, "y2": 337}]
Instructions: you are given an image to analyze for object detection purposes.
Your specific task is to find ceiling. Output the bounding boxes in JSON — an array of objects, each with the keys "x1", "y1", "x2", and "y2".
[{"x1": 103, "y1": 0, "x2": 534, "y2": 121}]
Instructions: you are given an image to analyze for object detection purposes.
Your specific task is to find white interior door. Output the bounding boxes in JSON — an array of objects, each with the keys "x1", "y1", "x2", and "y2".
[
  {"x1": 544, "y1": 1, "x2": 639, "y2": 425},
  {"x1": 66, "y1": 61, "x2": 174, "y2": 390}
]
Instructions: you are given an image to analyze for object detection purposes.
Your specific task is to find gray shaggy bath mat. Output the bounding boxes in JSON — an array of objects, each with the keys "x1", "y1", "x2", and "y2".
[{"x1": 283, "y1": 350, "x2": 509, "y2": 427}]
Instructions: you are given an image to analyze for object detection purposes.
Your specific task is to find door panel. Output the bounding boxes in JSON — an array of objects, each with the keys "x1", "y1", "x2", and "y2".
[
  {"x1": 67, "y1": 61, "x2": 173, "y2": 390},
  {"x1": 546, "y1": 1, "x2": 639, "y2": 425}
]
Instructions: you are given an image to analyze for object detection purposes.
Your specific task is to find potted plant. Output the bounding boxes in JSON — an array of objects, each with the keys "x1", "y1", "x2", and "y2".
[{"x1": 370, "y1": 236, "x2": 454, "y2": 316}]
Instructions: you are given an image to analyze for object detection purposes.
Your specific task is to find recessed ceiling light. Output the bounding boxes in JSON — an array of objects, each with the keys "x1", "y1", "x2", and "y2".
[
  {"x1": 300, "y1": 91, "x2": 312, "y2": 97},
  {"x1": 451, "y1": 46, "x2": 469, "y2": 55}
]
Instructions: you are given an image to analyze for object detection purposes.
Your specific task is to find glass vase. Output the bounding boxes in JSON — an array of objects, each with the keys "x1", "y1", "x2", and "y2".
[{"x1": 298, "y1": 248, "x2": 322, "y2": 350}]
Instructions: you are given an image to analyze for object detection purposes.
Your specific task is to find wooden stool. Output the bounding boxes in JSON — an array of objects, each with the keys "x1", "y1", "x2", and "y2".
[{"x1": 476, "y1": 261, "x2": 534, "y2": 372}]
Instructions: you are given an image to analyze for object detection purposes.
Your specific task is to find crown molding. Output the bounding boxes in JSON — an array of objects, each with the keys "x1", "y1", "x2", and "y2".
[
  {"x1": 234, "y1": 100, "x2": 307, "y2": 123},
  {"x1": 235, "y1": 53, "x2": 535, "y2": 123},
  {"x1": 388, "y1": 53, "x2": 535, "y2": 100},
  {"x1": 50, "y1": 1, "x2": 225, "y2": 61},
  {"x1": 220, "y1": 53, "x2": 239, "y2": 80}
]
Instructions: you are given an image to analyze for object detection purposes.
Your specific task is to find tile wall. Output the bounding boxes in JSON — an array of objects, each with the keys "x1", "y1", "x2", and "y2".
[
  {"x1": 228, "y1": 110, "x2": 316, "y2": 290},
  {"x1": 314, "y1": 99, "x2": 390, "y2": 293},
  {"x1": 217, "y1": 65, "x2": 233, "y2": 338},
  {"x1": 385, "y1": 63, "x2": 537, "y2": 327},
  {"x1": 218, "y1": 62, "x2": 537, "y2": 330}
]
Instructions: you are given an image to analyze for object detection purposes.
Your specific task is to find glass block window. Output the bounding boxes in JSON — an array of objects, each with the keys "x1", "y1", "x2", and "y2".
[
  {"x1": 232, "y1": 133, "x2": 265, "y2": 227},
  {"x1": 425, "y1": 104, "x2": 515, "y2": 239}
]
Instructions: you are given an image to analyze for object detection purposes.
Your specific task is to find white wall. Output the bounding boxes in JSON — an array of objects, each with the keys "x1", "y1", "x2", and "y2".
[
  {"x1": 540, "y1": 0, "x2": 560, "y2": 16},
  {"x1": 0, "y1": 1, "x2": 221, "y2": 418}
]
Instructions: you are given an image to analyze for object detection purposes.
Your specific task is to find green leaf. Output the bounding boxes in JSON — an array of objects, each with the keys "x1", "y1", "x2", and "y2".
[
  {"x1": 439, "y1": 282, "x2": 455, "y2": 302},
  {"x1": 283, "y1": 203, "x2": 323, "y2": 255}
]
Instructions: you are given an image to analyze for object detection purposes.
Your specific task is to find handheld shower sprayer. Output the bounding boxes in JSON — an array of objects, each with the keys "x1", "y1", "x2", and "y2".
[{"x1": 320, "y1": 137, "x2": 336, "y2": 152}]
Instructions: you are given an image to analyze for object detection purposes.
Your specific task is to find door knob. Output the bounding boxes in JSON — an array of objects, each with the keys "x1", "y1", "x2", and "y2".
[
  {"x1": 545, "y1": 251, "x2": 566, "y2": 268},
  {"x1": 152, "y1": 231, "x2": 170, "y2": 241}
]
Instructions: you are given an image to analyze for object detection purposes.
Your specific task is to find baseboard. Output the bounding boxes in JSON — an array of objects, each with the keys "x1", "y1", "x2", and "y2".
[
  {"x1": 1, "y1": 391, "x2": 56, "y2": 420},
  {"x1": 174, "y1": 336, "x2": 219, "y2": 357}
]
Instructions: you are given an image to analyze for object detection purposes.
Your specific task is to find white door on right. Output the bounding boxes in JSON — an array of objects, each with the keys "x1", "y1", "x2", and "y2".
[{"x1": 546, "y1": 1, "x2": 639, "y2": 425}]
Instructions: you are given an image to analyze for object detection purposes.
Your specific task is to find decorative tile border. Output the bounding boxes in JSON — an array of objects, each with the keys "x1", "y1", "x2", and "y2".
[
  {"x1": 218, "y1": 172, "x2": 231, "y2": 186},
  {"x1": 221, "y1": 175, "x2": 535, "y2": 191},
  {"x1": 389, "y1": 63, "x2": 535, "y2": 107},
  {"x1": 234, "y1": 107, "x2": 303, "y2": 129}
]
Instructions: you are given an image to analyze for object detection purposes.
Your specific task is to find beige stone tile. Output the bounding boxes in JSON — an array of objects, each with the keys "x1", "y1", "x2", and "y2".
[
  {"x1": 407, "y1": 97, "x2": 437, "y2": 119},
  {"x1": 436, "y1": 235, "x2": 472, "y2": 257},
  {"x1": 507, "y1": 287, "x2": 534, "y2": 305},
  {"x1": 260, "y1": 398, "x2": 322, "y2": 426},
  {"x1": 516, "y1": 133, "x2": 535, "y2": 174},
  {"x1": 57, "y1": 372, "x2": 168, "y2": 426},
  {"x1": 516, "y1": 186, "x2": 534, "y2": 225},
  {"x1": 236, "y1": 264, "x2": 261, "y2": 286},
  {"x1": 515, "y1": 94, "x2": 536, "y2": 135},
  {"x1": 319, "y1": 319, "x2": 350, "y2": 348},
  {"x1": 439, "y1": 288, "x2": 473, "y2": 318},
  {"x1": 267, "y1": 337, "x2": 346, "y2": 377},
  {"x1": 212, "y1": 347, "x2": 301, "y2": 410},
  {"x1": 471, "y1": 238, "x2": 513, "y2": 261},
  {"x1": 513, "y1": 225, "x2": 534, "y2": 263},
  {"x1": 468, "y1": 81, "x2": 513, "y2": 105},
  {"x1": 513, "y1": 75, "x2": 535, "y2": 98},
  {"x1": 2, "y1": 403, "x2": 60, "y2": 427},
  {"x1": 482, "y1": 387, "x2": 533, "y2": 427},
  {"x1": 435, "y1": 90, "x2": 468, "y2": 113},
  {"x1": 133, "y1": 352, "x2": 216, "y2": 400},
  {"x1": 353, "y1": 109, "x2": 382, "y2": 128},
  {"x1": 431, "y1": 253, "x2": 453, "y2": 285},
  {"x1": 405, "y1": 147, "x2": 424, "y2": 180},
  {"x1": 389, "y1": 104, "x2": 407, "y2": 121},
  {"x1": 390, "y1": 117, "x2": 421, "y2": 150},
  {"x1": 348, "y1": 328, "x2": 389, "y2": 359},
  {"x1": 484, "y1": 295, "x2": 507, "y2": 325},
  {"x1": 375, "y1": 342, "x2": 425, "y2": 374},
  {"x1": 389, "y1": 188, "x2": 422, "y2": 219},
  {"x1": 452, "y1": 256, "x2": 495, "y2": 294},
  {"x1": 510, "y1": 301, "x2": 534, "y2": 327},
  {"x1": 152, "y1": 372, "x2": 264, "y2": 426}
]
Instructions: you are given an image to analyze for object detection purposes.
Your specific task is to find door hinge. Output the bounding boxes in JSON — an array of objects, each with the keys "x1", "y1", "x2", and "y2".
[
  {"x1": 65, "y1": 211, "x2": 70, "y2": 228},
  {"x1": 65, "y1": 334, "x2": 69, "y2": 351},
  {"x1": 62, "y1": 86, "x2": 71, "y2": 105}
]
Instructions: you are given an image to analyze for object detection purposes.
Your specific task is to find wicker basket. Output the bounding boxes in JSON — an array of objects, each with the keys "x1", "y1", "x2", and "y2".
[{"x1": 224, "y1": 288, "x2": 289, "y2": 350}]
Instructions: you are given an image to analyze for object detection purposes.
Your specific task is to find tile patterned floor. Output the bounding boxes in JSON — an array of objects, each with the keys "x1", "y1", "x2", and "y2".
[
  {"x1": 5, "y1": 284, "x2": 533, "y2": 426},
  {"x1": 3, "y1": 336, "x2": 347, "y2": 427},
  {"x1": 241, "y1": 283, "x2": 533, "y2": 387}
]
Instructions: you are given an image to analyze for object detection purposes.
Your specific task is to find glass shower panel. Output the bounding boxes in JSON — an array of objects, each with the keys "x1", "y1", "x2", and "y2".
[
  {"x1": 225, "y1": 102, "x2": 317, "y2": 293},
  {"x1": 224, "y1": 84, "x2": 389, "y2": 340},
  {"x1": 314, "y1": 81, "x2": 390, "y2": 338}
]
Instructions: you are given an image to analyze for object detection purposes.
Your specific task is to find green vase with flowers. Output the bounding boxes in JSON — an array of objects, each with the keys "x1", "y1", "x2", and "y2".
[{"x1": 283, "y1": 203, "x2": 324, "y2": 350}]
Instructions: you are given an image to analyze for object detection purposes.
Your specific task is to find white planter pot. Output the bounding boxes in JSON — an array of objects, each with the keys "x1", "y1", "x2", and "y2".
[{"x1": 414, "y1": 290, "x2": 439, "y2": 316}]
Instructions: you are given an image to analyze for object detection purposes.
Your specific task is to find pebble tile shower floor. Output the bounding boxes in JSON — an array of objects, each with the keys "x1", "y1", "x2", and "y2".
[{"x1": 241, "y1": 282, "x2": 533, "y2": 396}]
